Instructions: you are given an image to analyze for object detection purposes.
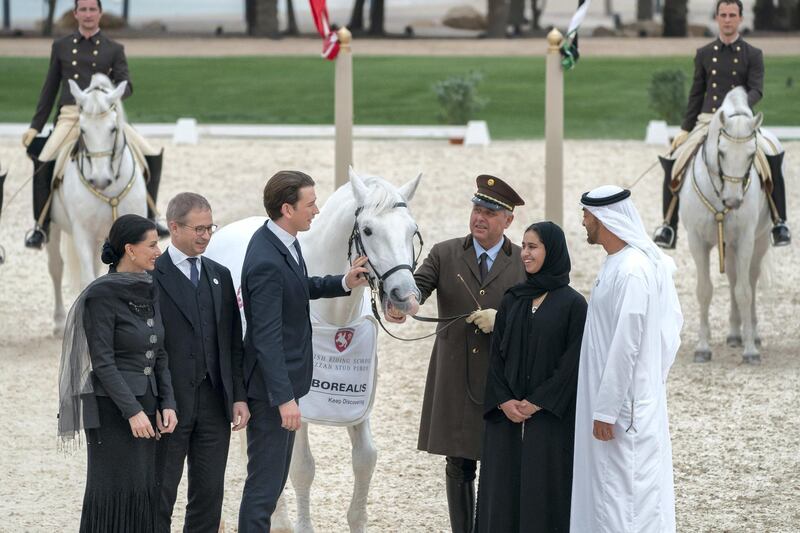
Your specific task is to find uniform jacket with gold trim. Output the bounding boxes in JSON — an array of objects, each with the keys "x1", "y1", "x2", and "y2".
[
  {"x1": 31, "y1": 30, "x2": 132, "y2": 131},
  {"x1": 682, "y1": 36, "x2": 763, "y2": 132}
]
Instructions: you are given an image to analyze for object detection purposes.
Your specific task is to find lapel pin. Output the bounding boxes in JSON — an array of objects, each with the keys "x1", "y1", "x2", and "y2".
[{"x1": 213, "y1": 278, "x2": 219, "y2": 285}]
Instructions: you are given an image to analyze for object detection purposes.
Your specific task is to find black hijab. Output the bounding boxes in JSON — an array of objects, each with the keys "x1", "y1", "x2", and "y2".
[{"x1": 498, "y1": 221, "x2": 571, "y2": 398}]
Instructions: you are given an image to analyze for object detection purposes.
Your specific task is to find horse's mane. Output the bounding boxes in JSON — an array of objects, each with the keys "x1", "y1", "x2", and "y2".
[
  {"x1": 357, "y1": 176, "x2": 406, "y2": 217},
  {"x1": 80, "y1": 73, "x2": 128, "y2": 124}
]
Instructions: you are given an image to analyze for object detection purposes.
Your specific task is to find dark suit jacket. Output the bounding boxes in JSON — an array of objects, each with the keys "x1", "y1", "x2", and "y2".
[
  {"x1": 153, "y1": 251, "x2": 246, "y2": 423},
  {"x1": 241, "y1": 222, "x2": 348, "y2": 407},
  {"x1": 31, "y1": 31, "x2": 132, "y2": 131},
  {"x1": 682, "y1": 36, "x2": 763, "y2": 131}
]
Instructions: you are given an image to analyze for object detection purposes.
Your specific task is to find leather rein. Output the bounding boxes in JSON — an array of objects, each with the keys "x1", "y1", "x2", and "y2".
[
  {"x1": 346, "y1": 203, "x2": 470, "y2": 342},
  {"x1": 73, "y1": 97, "x2": 137, "y2": 221}
]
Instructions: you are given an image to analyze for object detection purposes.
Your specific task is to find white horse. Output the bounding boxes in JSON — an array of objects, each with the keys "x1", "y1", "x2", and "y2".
[
  {"x1": 47, "y1": 74, "x2": 147, "y2": 334},
  {"x1": 204, "y1": 168, "x2": 422, "y2": 532},
  {"x1": 680, "y1": 87, "x2": 780, "y2": 364}
]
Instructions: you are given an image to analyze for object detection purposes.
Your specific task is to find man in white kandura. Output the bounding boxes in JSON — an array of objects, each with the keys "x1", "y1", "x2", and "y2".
[{"x1": 571, "y1": 185, "x2": 683, "y2": 533}]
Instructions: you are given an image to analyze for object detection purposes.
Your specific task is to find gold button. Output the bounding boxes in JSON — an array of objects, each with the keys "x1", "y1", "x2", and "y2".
[
  {"x1": 92, "y1": 63, "x2": 96, "y2": 67},
  {"x1": 93, "y1": 50, "x2": 98, "y2": 56},
  {"x1": 713, "y1": 95, "x2": 717, "y2": 101},
  {"x1": 96, "y1": 40, "x2": 100, "y2": 45},
  {"x1": 72, "y1": 60, "x2": 77, "y2": 66},
  {"x1": 479, "y1": 289, "x2": 485, "y2": 295},
  {"x1": 474, "y1": 328, "x2": 480, "y2": 335},
  {"x1": 712, "y1": 57, "x2": 717, "y2": 63},
  {"x1": 712, "y1": 82, "x2": 717, "y2": 88},
  {"x1": 736, "y1": 46, "x2": 741, "y2": 51},
  {"x1": 73, "y1": 74, "x2": 79, "y2": 79},
  {"x1": 732, "y1": 70, "x2": 737, "y2": 75},
  {"x1": 712, "y1": 107, "x2": 717, "y2": 112},
  {"x1": 733, "y1": 58, "x2": 738, "y2": 64},
  {"x1": 73, "y1": 38, "x2": 77, "y2": 44},
  {"x1": 472, "y1": 347, "x2": 478, "y2": 354},
  {"x1": 711, "y1": 69, "x2": 717, "y2": 75},
  {"x1": 713, "y1": 45, "x2": 718, "y2": 50},
  {"x1": 72, "y1": 48, "x2": 77, "y2": 54}
]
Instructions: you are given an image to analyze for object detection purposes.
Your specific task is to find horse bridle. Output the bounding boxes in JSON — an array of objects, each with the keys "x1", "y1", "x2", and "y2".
[
  {"x1": 346, "y1": 203, "x2": 469, "y2": 341},
  {"x1": 73, "y1": 97, "x2": 137, "y2": 220}
]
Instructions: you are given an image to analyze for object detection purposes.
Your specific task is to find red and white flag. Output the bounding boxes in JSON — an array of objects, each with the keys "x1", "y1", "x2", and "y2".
[{"x1": 309, "y1": 0, "x2": 340, "y2": 60}]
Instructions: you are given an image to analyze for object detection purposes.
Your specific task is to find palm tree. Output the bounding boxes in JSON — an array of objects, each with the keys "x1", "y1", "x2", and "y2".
[
  {"x1": 637, "y1": 0, "x2": 654, "y2": 20},
  {"x1": 368, "y1": 0, "x2": 385, "y2": 35},
  {"x1": 349, "y1": 0, "x2": 366, "y2": 32},
  {"x1": 662, "y1": 0, "x2": 687, "y2": 37},
  {"x1": 42, "y1": 0, "x2": 57, "y2": 36},
  {"x1": 286, "y1": 0, "x2": 298, "y2": 35},
  {"x1": 246, "y1": 0, "x2": 279, "y2": 38},
  {"x1": 3, "y1": 0, "x2": 10, "y2": 30},
  {"x1": 486, "y1": 0, "x2": 510, "y2": 38}
]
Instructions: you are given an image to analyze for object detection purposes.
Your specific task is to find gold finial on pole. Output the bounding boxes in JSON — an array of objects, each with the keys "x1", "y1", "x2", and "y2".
[
  {"x1": 547, "y1": 28, "x2": 564, "y2": 51},
  {"x1": 337, "y1": 26, "x2": 352, "y2": 50}
]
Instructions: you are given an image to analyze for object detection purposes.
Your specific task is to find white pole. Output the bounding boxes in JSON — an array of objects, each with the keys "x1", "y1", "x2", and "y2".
[
  {"x1": 544, "y1": 28, "x2": 564, "y2": 226},
  {"x1": 334, "y1": 27, "x2": 353, "y2": 189}
]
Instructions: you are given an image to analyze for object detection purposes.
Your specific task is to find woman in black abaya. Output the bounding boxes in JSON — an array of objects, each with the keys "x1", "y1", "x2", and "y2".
[{"x1": 476, "y1": 221, "x2": 587, "y2": 533}]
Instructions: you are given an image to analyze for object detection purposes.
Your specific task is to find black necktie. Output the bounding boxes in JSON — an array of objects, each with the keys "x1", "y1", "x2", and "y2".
[
  {"x1": 187, "y1": 257, "x2": 199, "y2": 287},
  {"x1": 293, "y1": 240, "x2": 307, "y2": 276},
  {"x1": 479, "y1": 252, "x2": 489, "y2": 283}
]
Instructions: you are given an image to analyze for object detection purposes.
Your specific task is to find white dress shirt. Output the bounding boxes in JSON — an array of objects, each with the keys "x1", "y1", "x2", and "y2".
[
  {"x1": 266, "y1": 219, "x2": 351, "y2": 291},
  {"x1": 167, "y1": 245, "x2": 201, "y2": 282}
]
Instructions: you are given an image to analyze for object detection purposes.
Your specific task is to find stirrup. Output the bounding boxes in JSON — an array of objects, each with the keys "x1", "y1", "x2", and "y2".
[{"x1": 653, "y1": 225, "x2": 676, "y2": 249}]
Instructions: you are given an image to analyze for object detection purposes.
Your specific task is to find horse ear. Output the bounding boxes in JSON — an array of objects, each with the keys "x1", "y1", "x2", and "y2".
[
  {"x1": 105, "y1": 81, "x2": 127, "y2": 105},
  {"x1": 68, "y1": 80, "x2": 85, "y2": 106},
  {"x1": 349, "y1": 166, "x2": 369, "y2": 205},
  {"x1": 752, "y1": 112, "x2": 763, "y2": 131},
  {"x1": 398, "y1": 172, "x2": 422, "y2": 203}
]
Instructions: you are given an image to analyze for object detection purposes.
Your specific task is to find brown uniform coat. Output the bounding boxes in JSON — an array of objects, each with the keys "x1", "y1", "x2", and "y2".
[
  {"x1": 31, "y1": 31, "x2": 132, "y2": 132},
  {"x1": 414, "y1": 235, "x2": 525, "y2": 460},
  {"x1": 682, "y1": 36, "x2": 763, "y2": 132}
]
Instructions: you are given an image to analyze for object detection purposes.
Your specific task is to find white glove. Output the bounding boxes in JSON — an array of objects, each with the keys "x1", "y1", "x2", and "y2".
[
  {"x1": 21, "y1": 128, "x2": 38, "y2": 148},
  {"x1": 466, "y1": 308, "x2": 497, "y2": 334},
  {"x1": 671, "y1": 129, "x2": 689, "y2": 152}
]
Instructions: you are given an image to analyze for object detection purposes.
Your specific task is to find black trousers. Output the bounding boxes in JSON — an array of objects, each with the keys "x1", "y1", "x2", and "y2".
[
  {"x1": 157, "y1": 379, "x2": 230, "y2": 533},
  {"x1": 238, "y1": 398, "x2": 296, "y2": 533}
]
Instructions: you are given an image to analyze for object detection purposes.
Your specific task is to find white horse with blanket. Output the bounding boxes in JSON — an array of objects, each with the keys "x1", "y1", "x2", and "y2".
[
  {"x1": 46, "y1": 74, "x2": 147, "y2": 335},
  {"x1": 679, "y1": 87, "x2": 784, "y2": 364},
  {"x1": 205, "y1": 168, "x2": 422, "y2": 532}
]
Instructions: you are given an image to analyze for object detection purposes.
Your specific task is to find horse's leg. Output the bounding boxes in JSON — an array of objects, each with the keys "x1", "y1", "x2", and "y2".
[
  {"x1": 270, "y1": 492, "x2": 293, "y2": 533},
  {"x1": 688, "y1": 234, "x2": 714, "y2": 362},
  {"x1": 725, "y1": 248, "x2": 742, "y2": 347},
  {"x1": 46, "y1": 226, "x2": 66, "y2": 336},
  {"x1": 733, "y1": 237, "x2": 760, "y2": 364},
  {"x1": 749, "y1": 236, "x2": 769, "y2": 349},
  {"x1": 71, "y1": 227, "x2": 99, "y2": 290},
  {"x1": 346, "y1": 419, "x2": 377, "y2": 533},
  {"x1": 288, "y1": 422, "x2": 315, "y2": 533}
]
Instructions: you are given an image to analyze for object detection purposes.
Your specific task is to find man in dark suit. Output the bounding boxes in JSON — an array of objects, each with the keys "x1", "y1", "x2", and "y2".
[
  {"x1": 238, "y1": 170, "x2": 368, "y2": 532},
  {"x1": 153, "y1": 192, "x2": 250, "y2": 533}
]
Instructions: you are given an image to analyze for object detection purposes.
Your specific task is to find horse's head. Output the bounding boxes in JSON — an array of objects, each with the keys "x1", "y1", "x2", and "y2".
[
  {"x1": 711, "y1": 87, "x2": 762, "y2": 210},
  {"x1": 348, "y1": 167, "x2": 422, "y2": 319},
  {"x1": 68, "y1": 74, "x2": 127, "y2": 190}
]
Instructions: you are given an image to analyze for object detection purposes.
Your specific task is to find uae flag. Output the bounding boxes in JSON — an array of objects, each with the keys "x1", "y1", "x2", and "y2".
[{"x1": 309, "y1": 0, "x2": 340, "y2": 60}]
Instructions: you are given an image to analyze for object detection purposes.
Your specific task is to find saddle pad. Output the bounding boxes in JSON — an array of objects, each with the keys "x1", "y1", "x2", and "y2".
[{"x1": 301, "y1": 313, "x2": 379, "y2": 427}]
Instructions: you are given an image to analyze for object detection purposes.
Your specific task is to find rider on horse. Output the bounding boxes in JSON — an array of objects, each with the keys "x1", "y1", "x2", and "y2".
[
  {"x1": 652, "y1": 0, "x2": 790, "y2": 249},
  {"x1": 20, "y1": 0, "x2": 167, "y2": 250}
]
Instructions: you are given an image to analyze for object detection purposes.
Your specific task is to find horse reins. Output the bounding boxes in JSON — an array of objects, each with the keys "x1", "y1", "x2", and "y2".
[
  {"x1": 694, "y1": 124, "x2": 756, "y2": 273},
  {"x1": 74, "y1": 102, "x2": 137, "y2": 220},
  {"x1": 347, "y1": 204, "x2": 471, "y2": 342}
]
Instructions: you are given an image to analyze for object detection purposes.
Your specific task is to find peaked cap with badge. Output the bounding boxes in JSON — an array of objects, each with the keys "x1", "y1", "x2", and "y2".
[{"x1": 472, "y1": 174, "x2": 525, "y2": 212}]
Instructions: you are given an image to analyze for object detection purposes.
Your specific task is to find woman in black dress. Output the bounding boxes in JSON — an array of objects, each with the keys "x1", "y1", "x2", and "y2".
[
  {"x1": 476, "y1": 221, "x2": 587, "y2": 533},
  {"x1": 58, "y1": 214, "x2": 177, "y2": 532}
]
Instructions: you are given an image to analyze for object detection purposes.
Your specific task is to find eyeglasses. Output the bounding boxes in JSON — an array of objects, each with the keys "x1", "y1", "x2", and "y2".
[{"x1": 179, "y1": 223, "x2": 218, "y2": 236}]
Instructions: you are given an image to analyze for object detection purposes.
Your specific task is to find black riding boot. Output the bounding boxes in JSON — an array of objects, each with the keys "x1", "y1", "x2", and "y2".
[
  {"x1": 24, "y1": 159, "x2": 56, "y2": 249},
  {"x1": 144, "y1": 151, "x2": 169, "y2": 238},
  {"x1": 767, "y1": 152, "x2": 791, "y2": 246},
  {"x1": 652, "y1": 156, "x2": 678, "y2": 249},
  {"x1": 445, "y1": 457, "x2": 476, "y2": 533}
]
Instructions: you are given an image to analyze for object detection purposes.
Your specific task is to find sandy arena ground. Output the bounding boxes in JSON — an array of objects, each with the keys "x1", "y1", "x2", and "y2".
[{"x1": 0, "y1": 137, "x2": 798, "y2": 532}]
